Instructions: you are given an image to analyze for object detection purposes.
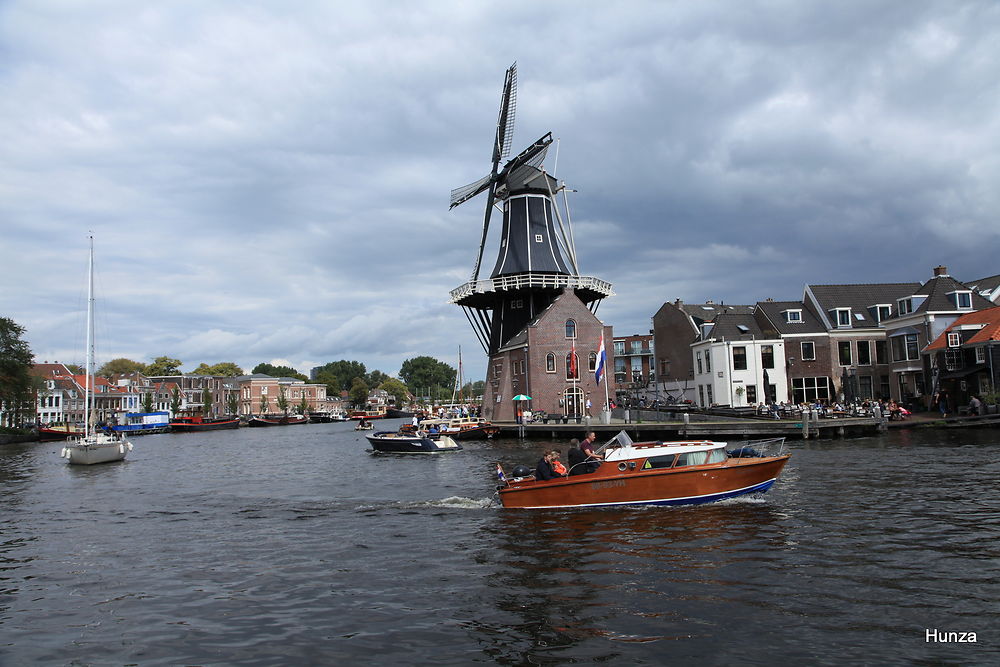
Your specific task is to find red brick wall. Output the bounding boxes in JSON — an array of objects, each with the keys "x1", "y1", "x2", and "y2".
[{"x1": 482, "y1": 290, "x2": 614, "y2": 421}]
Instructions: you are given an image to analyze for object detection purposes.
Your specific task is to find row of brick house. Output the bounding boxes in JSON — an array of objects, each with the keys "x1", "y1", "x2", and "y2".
[
  {"x1": 650, "y1": 267, "x2": 1000, "y2": 411},
  {"x1": 29, "y1": 364, "x2": 344, "y2": 425}
]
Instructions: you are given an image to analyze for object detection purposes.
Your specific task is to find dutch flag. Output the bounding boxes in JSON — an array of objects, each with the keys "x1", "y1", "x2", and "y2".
[{"x1": 595, "y1": 332, "x2": 607, "y2": 385}]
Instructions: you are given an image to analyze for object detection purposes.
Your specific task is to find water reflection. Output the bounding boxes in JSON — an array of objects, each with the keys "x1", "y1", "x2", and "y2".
[{"x1": 474, "y1": 501, "x2": 795, "y2": 662}]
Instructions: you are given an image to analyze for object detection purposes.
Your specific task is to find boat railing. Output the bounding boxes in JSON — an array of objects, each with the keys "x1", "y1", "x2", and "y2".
[
  {"x1": 450, "y1": 273, "x2": 615, "y2": 302},
  {"x1": 727, "y1": 438, "x2": 788, "y2": 459}
]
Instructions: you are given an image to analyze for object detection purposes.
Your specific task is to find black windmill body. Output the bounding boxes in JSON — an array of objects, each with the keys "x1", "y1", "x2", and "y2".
[{"x1": 449, "y1": 63, "x2": 613, "y2": 357}]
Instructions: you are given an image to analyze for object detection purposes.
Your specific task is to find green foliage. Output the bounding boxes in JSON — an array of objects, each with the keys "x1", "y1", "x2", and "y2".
[
  {"x1": 979, "y1": 387, "x2": 1000, "y2": 405},
  {"x1": 276, "y1": 385, "x2": 290, "y2": 415},
  {"x1": 399, "y1": 356, "x2": 456, "y2": 399},
  {"x1": 366, "y1": 370, "x2": 389, "y2": 388},
  {"x1": 146, "y1": 356, "x2": 183, "y2": 376},
  {"x1": 170, "y1": 387, "x2": 182, "y2": 415},
  {"x1": 296, "y1": 395, "x2": 309, "y2": 415},
  {"x1": 349, "y1": 377, "x2": 369, "y2": 406},
  {"x1": 252, "y1": 363, "x2": 307, "y2": 381},
  {"x1": 461, "y1": 380, "x2": 485, "y2": 398},
  {"x1": 259, "y1": 392, "x2": 270, "y2": 415},
  {"x1": 378, "y1": 377, "x2": 410, "y2": 407},
  {"x1": 226, "y1": 392, "x2": 239, "y2": 415},
  {"x1": 97, "y1": 357, "x2": 146, "y2": 378},
  {"x1": 313, "y1": 360, "x2": 367, "y2": 392},
  {"x1": 142, "y1": 391, "x2": 154, "y2": 413},
  {"x1": 0, "y1": 318, "x2": 35, "y2": 427},
  {"x1": 192, "y1": 362, "x2": 243, "y2": 376},
  {"x1": 202, "y1": 387, "x2": 213, "y2": 415},
  {"x1": 65, "y1": 363, "x2": 84, "y2": 374}
]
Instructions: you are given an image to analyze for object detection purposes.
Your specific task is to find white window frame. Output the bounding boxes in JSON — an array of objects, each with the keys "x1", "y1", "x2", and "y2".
[
  {"x1": 947, "y1": 332, "x2": 961, "y2": 348},
  {"x1": 784, "y1": 309, "x2": 802, "y2": 323},
  {"x1": 801, "y1": 341, "x2": 816, "y2": 361},
  {"x1": 976, "y1": 347, "x2": 987, "y2": 364},
  {"x1": 835, "y1": 309, "x2": 852, "y2": 327}
]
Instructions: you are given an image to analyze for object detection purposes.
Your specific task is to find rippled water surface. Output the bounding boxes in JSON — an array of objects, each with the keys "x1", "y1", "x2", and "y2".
[{"x1": 2, "y1": 421, "x2": 999, "y2": 664}]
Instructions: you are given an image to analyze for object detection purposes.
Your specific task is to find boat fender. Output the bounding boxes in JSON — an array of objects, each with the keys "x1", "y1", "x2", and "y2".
[
  {"x1": 60, "y1": 447, "x2": 68, "y2": 458},
  {"x1": 127, "y1": 442, "x2": 134, "y2": 451}
]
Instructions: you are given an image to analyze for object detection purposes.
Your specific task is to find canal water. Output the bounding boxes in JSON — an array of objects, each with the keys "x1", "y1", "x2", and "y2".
[{"x1": 1, "y1": 421, "x2": 998, "y2": 665}]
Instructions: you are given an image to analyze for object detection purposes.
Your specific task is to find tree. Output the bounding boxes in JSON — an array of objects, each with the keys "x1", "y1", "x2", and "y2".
[
  {"x1": 461, "y1": 380, "x2": 486, "y2": 399},
  {"x1": 226, "y1": 391, "x2": 239, "y2": 416},
  {"x1": 296, "y1": 395, "x2": 309, "y2": 415},
  {"x1": 349, "y1": 377, "x2": 369, "y2": 407},
  {"x1": 170, "y1": 387, "x2": 182, "y2": 415},
  {"x1": 192, "y1": 362, "x2": 243, "y2": 377},
  {"x1": 366, "y1": 370, "x2": 389, "y2": 388},
  {"x1": 313, "y1": 360, "x2": 366, "y2": 392},
  {"x1": 202, "y1": 387, "x2": 213, "y2": 415},
  {"x1": 252, "y1": 363, "x2": 307, "y2": 381},
  {"x1": 276, "y1": 385, "x2": 289, "y2": 416},
  {"x1": 146, "y1": 356, "x2": 183, "y2": 376},
  {"x1": 379, "y1": 378, "x2": 410, "y2": 408},
  {"x1": 0, "y1": 318, "x2": 34, "y2": 428},
  {"x1": 142, "y1": 391, "x2": 154, "y2": 413},
  {"x1": 399, "y1": 356, "x2": 456, "y2": 399},
  {"x1": 65, "y1": 363, "x2": 84, "y2": 374},
  {"x1": 97, "y1": 358, "x2": 145, "y2": 378},
  {"x1": 259, "y1": 392, "x2": 270, "y2": 415}
]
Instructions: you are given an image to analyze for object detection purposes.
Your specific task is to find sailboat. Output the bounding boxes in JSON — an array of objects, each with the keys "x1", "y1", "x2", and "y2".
[{"x1": 61, "y1": 236, "x2": 133, "y2": 465}]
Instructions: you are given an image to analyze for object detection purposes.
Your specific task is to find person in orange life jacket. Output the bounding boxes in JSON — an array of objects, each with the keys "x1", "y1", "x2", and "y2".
[
  {"x1": 550, "y1": 450, "x2": 568, "y2": 476},
  {"x1": 535, "y1": 450, "x2": 561, "y2": 481}
]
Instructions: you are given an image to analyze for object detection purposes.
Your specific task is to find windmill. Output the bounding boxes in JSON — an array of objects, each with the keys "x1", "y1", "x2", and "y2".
[{"x1": 449, "y1": 63, "x2": 613, "y2": 357}]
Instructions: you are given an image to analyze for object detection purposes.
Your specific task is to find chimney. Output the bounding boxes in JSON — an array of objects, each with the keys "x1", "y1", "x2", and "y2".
[{"x1": 933, "y1": 265, "x2": 948, "y2": 277}]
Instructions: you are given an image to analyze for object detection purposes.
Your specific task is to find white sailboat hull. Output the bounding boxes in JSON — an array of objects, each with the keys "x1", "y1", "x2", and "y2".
[{"x1": 62, "y1": 433, "x2": 132, "y2": 465}]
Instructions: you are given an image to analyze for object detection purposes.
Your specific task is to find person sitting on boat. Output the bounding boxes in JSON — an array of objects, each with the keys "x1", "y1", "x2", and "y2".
[
  {"x1": 428, "y1": 423, "x2": 439, "y2": 434},
  {"x1": 534, "y1": 451, "x2": 561, "y2": 481},
  {"x1": 550, "y1": 450, "x2": 568, "y2": 477}
]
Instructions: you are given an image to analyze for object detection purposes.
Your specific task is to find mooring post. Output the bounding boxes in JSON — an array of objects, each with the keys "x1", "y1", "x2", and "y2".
[{"x1": 802, "y1": 410, "x2": 810, "y2": 439}]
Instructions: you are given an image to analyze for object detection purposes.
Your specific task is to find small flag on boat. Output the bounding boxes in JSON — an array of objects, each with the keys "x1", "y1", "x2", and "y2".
[
  {"x1": 595, "y1": 332, "x2": 607, "y2": 385},
  {"x1": 496, "y1": 464, "x2": 506, "y2": 482}
]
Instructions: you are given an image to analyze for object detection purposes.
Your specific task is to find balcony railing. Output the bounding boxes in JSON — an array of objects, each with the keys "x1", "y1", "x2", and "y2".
[{"x1": 450, "y1": 273, "x2": 614, "y2": 303}]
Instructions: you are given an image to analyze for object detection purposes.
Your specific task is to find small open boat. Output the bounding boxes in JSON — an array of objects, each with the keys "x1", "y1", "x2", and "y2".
[
  {"x1": 366, "y1": 430, "x2": 462, "y2": 454},
  {"x1": 39, "y1": 424, "x2": 84, "y2": 441},
  {"x1": 496, "y1": 431, "x2": 790, "y2": 509}
]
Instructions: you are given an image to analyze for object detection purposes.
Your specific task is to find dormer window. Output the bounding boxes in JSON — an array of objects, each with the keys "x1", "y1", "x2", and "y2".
[
  {"x1": 947, "y1": 332, "x2": 961, "y2": 348},
  {"x1": 835, "y1": 309, "x2": 852, "y2": 327},
  {"x1": 874, "y1": 305, "x2": 892, "y2": 322},
  {"x1": 783, "y1": 309, "x2": 802, "y2": 324},
  {"x1": 898, "y1": 298, "x2": 913, "y2": 315},
  {"x1": 948, "y1": 290, "x2": 973, "y2": 309}
]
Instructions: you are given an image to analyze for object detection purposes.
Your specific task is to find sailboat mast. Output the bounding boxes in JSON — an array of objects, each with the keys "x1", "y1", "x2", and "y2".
[{"x1": 85, "y1": 235, "x2": 94, "y2": 437}]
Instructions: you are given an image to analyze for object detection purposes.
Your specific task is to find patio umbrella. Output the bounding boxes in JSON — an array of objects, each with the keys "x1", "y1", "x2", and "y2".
[
  {"x1": 512, "y1": 394, "x2": 532, "y2": 401},
  {"x1": 762, "y1": 369, "x2": 772, "y2": 404}
]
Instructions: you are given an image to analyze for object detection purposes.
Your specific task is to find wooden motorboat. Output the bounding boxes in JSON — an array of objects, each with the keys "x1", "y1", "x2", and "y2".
[
  {"x1": 365, "y1": 430, "x2": 462, "y2": 454},
  {"x1": 248, "y1": 414, "x2": 308, "y2": 427},
  {"x1": 496, "y1": 432, "x2": 790, "y2": 509},
  {"x1": 170, "y1": 415, "x2": 241, "y2": 432}
]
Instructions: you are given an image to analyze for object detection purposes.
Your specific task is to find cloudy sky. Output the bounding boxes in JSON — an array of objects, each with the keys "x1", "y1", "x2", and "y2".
[{"x1": 3, "y1": 1, "x2": 999, "y2": 379}]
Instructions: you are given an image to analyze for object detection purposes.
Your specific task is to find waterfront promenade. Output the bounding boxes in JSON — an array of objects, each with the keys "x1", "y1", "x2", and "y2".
[{"x1": 494, "y1": 409, "x2": 998, "y2": 440}]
